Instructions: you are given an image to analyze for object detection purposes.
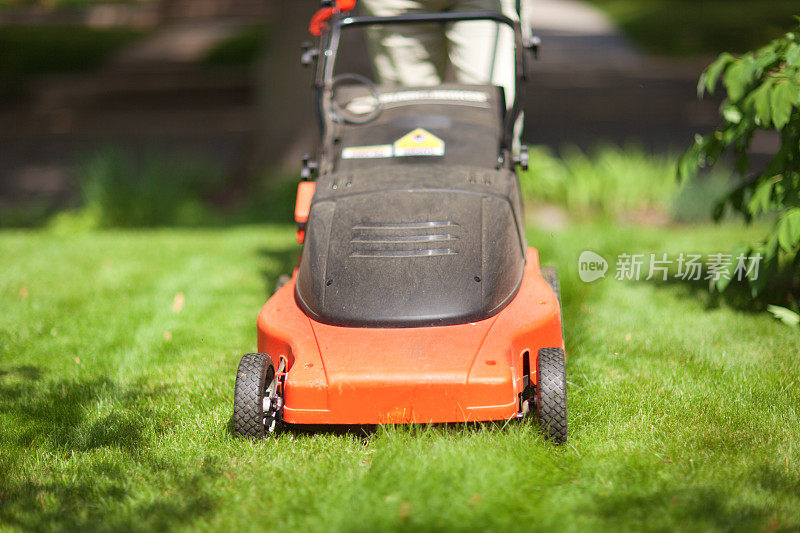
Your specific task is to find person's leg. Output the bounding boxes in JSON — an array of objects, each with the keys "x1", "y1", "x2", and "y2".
[
  {"x1": 446, "y1": 0, "x2": 523, "y2": 153},
  {"x1": 445, "y1": 0, "x2": 516, "y2": 105},
  {"x1": 361, "y1": 0, "x2": 448, "y2": 86}
]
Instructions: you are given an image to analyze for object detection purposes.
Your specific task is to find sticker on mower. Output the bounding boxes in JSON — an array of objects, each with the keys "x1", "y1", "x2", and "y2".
[
  {"x1": 345, "y1": 90, "x2": 490, "y2": 112},
  {"x1": 342, "y1": 144, "x2": 393, "y2": 159},
  {"x1": 393, "y1": 128, "x2": 445, "y2": 157}
]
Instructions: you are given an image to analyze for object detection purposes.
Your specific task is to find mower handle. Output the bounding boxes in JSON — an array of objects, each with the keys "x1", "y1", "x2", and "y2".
[{"x1": 313, "y1": 11, "x2": 527, "y2": 162}]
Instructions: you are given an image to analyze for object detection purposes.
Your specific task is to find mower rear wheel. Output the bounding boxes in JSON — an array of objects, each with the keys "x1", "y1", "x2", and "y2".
[
  {"x1": 233, "y1": 353, "x2": 275, "y2": 438},
  {"x1": 536, "y1": 347, "x2": 567, "y2": 444}
]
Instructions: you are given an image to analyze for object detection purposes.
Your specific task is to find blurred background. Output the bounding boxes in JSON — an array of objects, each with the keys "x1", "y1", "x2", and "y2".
[{"x1": 0, "y1": 0, "x2": 797, "y2": 228}]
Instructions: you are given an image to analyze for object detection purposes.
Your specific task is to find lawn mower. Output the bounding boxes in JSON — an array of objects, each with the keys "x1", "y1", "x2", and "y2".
[{"x1": 232, "y1": 3, "x2": 567, "y2": 443}]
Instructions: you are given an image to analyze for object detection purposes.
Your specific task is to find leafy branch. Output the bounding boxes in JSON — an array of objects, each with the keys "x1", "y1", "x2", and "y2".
[{"x1": 679, "y1": 17, "x2": 800, "y2": 306}]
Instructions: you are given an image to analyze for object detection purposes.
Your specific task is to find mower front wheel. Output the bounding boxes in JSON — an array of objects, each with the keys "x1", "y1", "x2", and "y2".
[
  {"x1": 535, "y1": 347, "x2": 567, "y2": 444},
  {"x1": 233, "y1": 353, "x2": 279, "y2": 438}
]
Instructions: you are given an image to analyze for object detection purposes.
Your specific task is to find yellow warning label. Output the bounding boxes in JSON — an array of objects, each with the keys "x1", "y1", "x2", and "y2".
[{"x1": 393, "y1": 128, "x2": 445, "y2": 157}]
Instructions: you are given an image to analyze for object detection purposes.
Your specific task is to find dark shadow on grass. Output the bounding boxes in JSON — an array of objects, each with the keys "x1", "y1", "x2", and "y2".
[
  {"x1": 224, "y1": 411, "x2": 376, "y2": 441},
  {"x1": 0, "y1": 372, "x2": 157, "y2": 453},
  {"x1": 590, "y1": 458, "x2": 800, "y2": 529},
  {"x1": 224, "y1": 419, "x2": 372, "y2": 441},
  {"x1": 8, "y1": 365, "x2": 42, "y2": 381},
  {"x1": 257, "y1": 245, "x2": 301, "y2": 297},
  {"x1": 0, "y1": 368, "x2": 222, "y2": 531},
  {"x1": 227, "y1": 419, "x2": 534, "y2": 444},
  {"x1": 0, "y1": 456, "x2": 222, "y2": 533},
  {"x1": 646, "y1": 272, "x2": 799, "y2": 315},
  {"x1": 752, "y1": 463, "x2": 800, "y2": 499},
  {"x1": 592, "y1": 484, "x2": 774, "y2": 530},
  {"x1": 287, "y1": 419, "x2": 524, "y2": 438}
]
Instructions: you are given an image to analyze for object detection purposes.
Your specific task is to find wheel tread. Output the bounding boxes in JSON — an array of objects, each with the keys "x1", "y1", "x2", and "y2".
[
  {"x1": 233, "y1": 353, "x2": 273, "y2": 438},
  {"x1": 536, "y1": 347, "x2": 567, "y2": 444}
]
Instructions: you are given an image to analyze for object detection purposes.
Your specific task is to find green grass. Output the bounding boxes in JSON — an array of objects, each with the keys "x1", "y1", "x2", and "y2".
[
  {"x1": 520, "y1": 145, "x2": 733, "y2": 222},
  {"x1": 587, "y1": 0, "x2": 799, "y2": 56},
  {"x1": 54, "y1": 147, "x2": 228, "y2": 229},
  {"x1": 0, "y1": 146, "x2": 297, "y2": 230},
  {"x1": 2, "y1": 220, "x2": 799, "y2": 531},
  {"x1": 521, "y1": 145, "x2": 679, "y2": 219}
]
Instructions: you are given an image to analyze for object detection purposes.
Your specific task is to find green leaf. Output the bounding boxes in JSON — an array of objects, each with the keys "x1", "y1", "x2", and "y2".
[
  {"x1": 715, "y1": 243, "x2": 753, "y2": 293},
  {"x1": 677, "y1": 141, "x2": 702, "y2": 182},
  {"x1": 715, "y1": 272, "x2": 733, "y2": 292},
  {"x1": 776, "y1": 208, "x2": 800, "y2": 252},
  {"x1": 749, "y1": 242, "x2": 775, "y2": 296},
  {"x1": 767, "y1": 305, "x2": 800, "y2": 327},
  {"x1": 746, "y1": 176, "x2": 779, "y2": 216},
  {"x1": 711, "y1": 198, "x2": 726, "y2": 221},
  {"x1": 723, "y1": 57, "x2": 755, "y2": 102},
  {"x1": 785, "y1": 43, "x2": 800, "y2": 66},
  {"x1": 771, "y1": 80, "x2": 798, "y2": 130},
  {"x1": 753, "y1": 47, "x2": 779, "y2": 76},
  {"x1": 766, "y1": 232, "x2": 780, "y2": 257},
  {"x1": 722, "y1": 106, "x2": 742, "y2": 124},
  {"x1": 754, "y1": 79, "x2": 774, "y2": 127},
  {"x1": 700, "y1": 53, "x2": 734, "y2": 96},
  {"x1": 721, "y1": 180, "x2": 750, "y2": 219}
]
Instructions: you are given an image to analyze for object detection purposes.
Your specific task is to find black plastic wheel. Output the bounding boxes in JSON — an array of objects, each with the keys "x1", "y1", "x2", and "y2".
[
  {"x1": 233, "y1": 353, "x2": 275, "y2": 438},
  {"x1": 536, "y1": 347, "x2": 567, "y2": 444}
]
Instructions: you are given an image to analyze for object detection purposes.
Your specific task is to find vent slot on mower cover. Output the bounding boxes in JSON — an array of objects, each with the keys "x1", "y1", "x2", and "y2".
[{"x1": 294, "y1": 165, "x2": 527, "y2": 327}]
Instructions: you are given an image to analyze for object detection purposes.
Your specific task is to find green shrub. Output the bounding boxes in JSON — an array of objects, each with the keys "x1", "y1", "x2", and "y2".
[
  {"x1": 53, "y1": 147, "x2": 226, "y2": 229},
  {"x1": 0, "y1": 0, "x2": 148, "y2": 7},
  {"x1": 670, "y1": 169, "x2": 736, "y2": 223},
  {"x1": 520, "y1": 145, "x2": 681, "y2": 219},
  {"x1": 202, "y1": 26, "x2": 271, "y2": 66},
  {"x1": 587, "y1": 0, "x2": 799, "y2": 56},
  {"x1": 679, "y1": 17, "x2": 800, "y2": 309},
  {"x1": 0, "y1": 25, "x2": 144, "y2": 94}
]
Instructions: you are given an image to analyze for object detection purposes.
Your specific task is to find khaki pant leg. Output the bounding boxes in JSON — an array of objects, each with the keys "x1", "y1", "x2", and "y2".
[
  {"x1": 360, "y1": 0, "x2": 526, "y2": 150},
  {"x1": 449, "y1": 0, "x2": 525, "y2": 153},
  {"x1": 445, "y1": 0, "x2": 517, "y2": 107}
]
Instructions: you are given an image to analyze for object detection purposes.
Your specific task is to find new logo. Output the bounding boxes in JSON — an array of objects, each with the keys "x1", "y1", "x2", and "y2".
[{"x1": 578, "y1": 250, "x2": 608, "y2": 282}]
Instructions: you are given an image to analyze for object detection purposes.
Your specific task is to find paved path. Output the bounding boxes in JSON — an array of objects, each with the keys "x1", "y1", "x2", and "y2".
[
  {"x1": 531, "y1": 0, "x2": 644, "y2": 70},
  {"x1": 519, "y1": 0, "x2": 719, "y2": 150}
]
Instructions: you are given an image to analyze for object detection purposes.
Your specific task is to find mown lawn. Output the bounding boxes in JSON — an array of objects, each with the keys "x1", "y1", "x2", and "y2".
[{"x1": 1, "y1": 222, "x2": 799, "y2": 531}]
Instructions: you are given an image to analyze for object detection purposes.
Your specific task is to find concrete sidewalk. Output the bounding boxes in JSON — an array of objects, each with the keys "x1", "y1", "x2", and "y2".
[{"x1": 530, "y1": 0, "x2": 644, "y2": 70}]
